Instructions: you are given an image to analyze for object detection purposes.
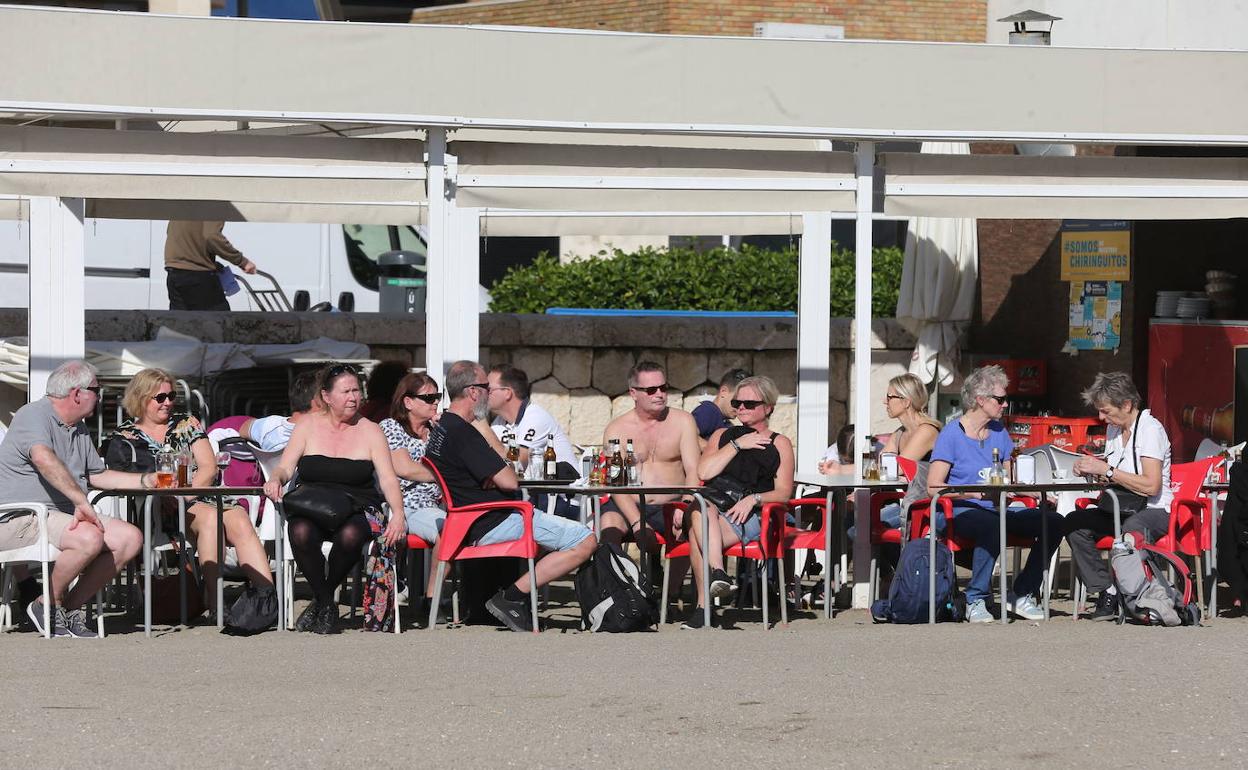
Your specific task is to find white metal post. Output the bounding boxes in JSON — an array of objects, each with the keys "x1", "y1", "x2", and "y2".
[
  {"x1": 853, "y1": 143, "x2": 875, "y2": 476},
  {"x1": 26, "y1": 196, "x2": 85, "y2": 400},
  {"x1": 796, "y1": 211, "x2": 832, "y2": 474},
  {"x1": 425, "y1": 129, "x2": 452, "y2": 381},
  {"x1": 851, "y1": 143, "x2": 875, "y2": 610}
]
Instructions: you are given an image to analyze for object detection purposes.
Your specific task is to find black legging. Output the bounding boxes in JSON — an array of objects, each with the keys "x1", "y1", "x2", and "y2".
[
  {"x1": 1218, "y1": 462, "x2": 1248, "y2": 606},
  {"x1": 287, "y1": 513, "x2": 371, "y2": 605}
]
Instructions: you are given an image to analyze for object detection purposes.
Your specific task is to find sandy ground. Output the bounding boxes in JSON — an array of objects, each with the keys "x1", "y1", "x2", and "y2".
[{"x1": 2, "y1": 590, "x2": 1246, "y2": 769}]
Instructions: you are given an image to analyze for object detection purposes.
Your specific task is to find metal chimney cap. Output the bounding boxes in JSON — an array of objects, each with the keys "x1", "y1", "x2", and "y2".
[{"x1": 997, "y1": 10, "x2": 1062, "y2": 23}]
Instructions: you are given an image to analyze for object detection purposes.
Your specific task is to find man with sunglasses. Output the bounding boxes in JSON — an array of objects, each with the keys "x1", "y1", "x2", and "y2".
[
  {"x1": 425, "y1": 361, "x2": 595, "y2": 632},
  {"x1": 0, "y1": 360, "x2": 146, "y2": 637},
  {"x1": 599, "y1": 361, "x2": 701, "y2": 554},
  {"x1": 691, "y1": 368, "x2": 749, "y2": 445}
]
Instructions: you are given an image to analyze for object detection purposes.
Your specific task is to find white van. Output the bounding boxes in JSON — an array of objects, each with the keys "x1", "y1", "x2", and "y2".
[{"x1": 0, "y1": 218, "x2": 451, "y2": 312}]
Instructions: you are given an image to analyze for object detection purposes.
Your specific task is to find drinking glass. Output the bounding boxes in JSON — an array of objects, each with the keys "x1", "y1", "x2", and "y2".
[{"x1": 155, "y1": 451, "x2": 176, "y2": 489}]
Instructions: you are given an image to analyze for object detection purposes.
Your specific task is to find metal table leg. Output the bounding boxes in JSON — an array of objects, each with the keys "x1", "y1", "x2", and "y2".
[
  {"x1": 1210, "y1": 492, "x2": 1220, "y2": 621},
  {"x1": 1041, "y1": 501, "x2": 1050, "y2": 621},
  {"x1": 999, "y1": 490, "x2": 1008, "y2": 625},
  {"x1": 177, "y1": 498, "x2": 187, "y2": 627},
  {"x1": 823, "y1": 489, "x2": 834, "y2": 619},
  {"x1": 143, "y1": 496, "x2": 152, "y2": 638},
  {"x1": 928, "y1": 496, "x2": 939, "y2": 625},
  {"x1": 694, "y1": 493, "x2": 710, "y2": 630}
]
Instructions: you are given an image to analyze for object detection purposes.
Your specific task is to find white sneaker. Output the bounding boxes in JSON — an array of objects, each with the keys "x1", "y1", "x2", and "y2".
[
  {"x1": 1008, "y1": 593, "x2": 1045, "y2": 621},
  {"x1": 966, "y1": 599, "x2": 994, "y2": 623}
]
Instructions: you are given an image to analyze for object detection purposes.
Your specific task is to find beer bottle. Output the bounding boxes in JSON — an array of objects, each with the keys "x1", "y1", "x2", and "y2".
[
  {"x1": 862, "y1": 436, "x2": 880, "y2": 481},
  {"x1": 625, "y1": 439, "x2": 639, "y2": 486},
  {"x1": 543, "y1": 434, "x2": 558, "y2": 480},
  {"x1": 607, "y1": 439, "x2": 625, "y2": 487},
  {"x1": 506, "y1": 440, "x2": 521, "y2": 475},
  {"x1": 1009, "y1": 446, "x2": 1021, "y2": 484}
]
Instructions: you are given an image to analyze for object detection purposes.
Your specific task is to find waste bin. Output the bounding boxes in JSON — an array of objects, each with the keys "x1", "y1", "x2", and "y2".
[{"x1": 377, "y1": 250, "x2": 426, "y2": 313}]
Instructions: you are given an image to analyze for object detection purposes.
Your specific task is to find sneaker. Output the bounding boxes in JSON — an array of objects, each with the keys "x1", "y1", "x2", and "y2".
[
  {"x1": 709, "y1": 568, "x2": 736, "y2": 602},
  {"x1": 680, "y1": 606, "x2": 710, "y2": 630},
  {"x1": 485, "y1": 590, "x2": 534, "y2": 633},
  {"x1": 294, "y1": 600, "x2": 320, "y2": 633},
  {"x1": 311, "y1": 602, "x2": 340, "y2": 635},
  {"x1": 966, "y1": 598, "x2": 994, "y2": 624},
  {"x1": 62, "y1": 608, "x2": 98, "y2": 639},
  {"x1": 1008, "y1": 593, "x2": 1045, "y2": 621},
  {"x1": 1090, "y1": 591, "x2": 1119, "y2": 622},
  {"x1": 26, "y1": 600, "x2": 70, "y2": 638}
]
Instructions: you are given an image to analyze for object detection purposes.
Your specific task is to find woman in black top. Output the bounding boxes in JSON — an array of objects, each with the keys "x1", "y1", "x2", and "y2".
[
  {"x1": 263, "y1": 364, "x2": 407, "y2": 634},
  {"x1": 683, "y1": 375, "x2": 794, "y2": 629}
]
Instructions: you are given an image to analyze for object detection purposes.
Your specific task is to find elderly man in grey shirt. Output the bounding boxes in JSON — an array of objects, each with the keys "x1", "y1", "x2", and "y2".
[{"x1": 0, "y1": 360, "x2": 148, "y2": 637}]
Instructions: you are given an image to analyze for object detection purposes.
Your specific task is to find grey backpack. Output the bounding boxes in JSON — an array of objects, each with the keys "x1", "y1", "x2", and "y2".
[{"x1": 1109, "y1": 534, "x2": 1201, "y2": 627}]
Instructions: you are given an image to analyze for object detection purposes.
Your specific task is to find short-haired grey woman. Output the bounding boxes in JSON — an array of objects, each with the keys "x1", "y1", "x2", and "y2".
[
  {"x1": 925, "y1": 365, "x2": 1062, "y2": 623},
  {"x1": 1064, "y1": 371, "x2": 1173, "y2": 621}
]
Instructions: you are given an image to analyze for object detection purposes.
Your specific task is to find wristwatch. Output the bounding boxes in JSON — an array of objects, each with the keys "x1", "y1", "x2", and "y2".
[
  {"x1": 753, "y1": 492, "x2": 763, "y2": 506},
  {"x1": 1105, "y1": 467, "x2": 1116, "y2": 480}
]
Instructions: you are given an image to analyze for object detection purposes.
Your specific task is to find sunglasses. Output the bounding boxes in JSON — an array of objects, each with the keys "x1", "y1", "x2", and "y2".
[
  {"x1": 151, "y1": 392, "x2": 175, "y2": 404},
  {"x1": 885, "y1": 394, "x2": 905, "y2": 401},
  {"x1": 632, "y1": 383, "x2": 670, "y2": 395},
  {"x1": 731, "y1": 399, "x2": 765, "y2": 410},
  {"x1": 81, "y1": 385, "x2": 101, "y2": 396},
  {"x1": 409, "y1": 392, "x2": 442, "y2": 404},
  {"x1": 984, "y1": 394, "x2": 1009, "y2": 405},
  {"x1": 467, "y1": 383, "x2": 490, "y2": 392}
]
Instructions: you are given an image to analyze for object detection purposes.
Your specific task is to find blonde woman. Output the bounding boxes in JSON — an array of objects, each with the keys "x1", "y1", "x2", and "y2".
[
  {"x1": 880, "y1": 373, "x2": 941, "y2": 462},
  {"x1": 108, "y1": 368, "x2": 272, "y2": 615},
  {"x1": 683, "y1": 375, "x2": 795, "y2": 629}
]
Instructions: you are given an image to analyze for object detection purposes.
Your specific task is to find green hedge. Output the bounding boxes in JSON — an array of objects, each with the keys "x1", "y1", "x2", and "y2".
[{"x1": 487, "y1": 243, "x2": 905, "y2": 315}]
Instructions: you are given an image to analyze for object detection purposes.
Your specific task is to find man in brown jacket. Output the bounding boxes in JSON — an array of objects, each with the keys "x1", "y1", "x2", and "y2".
[{"x1": 164, "y1": 220, "x2": 258, "y2": 311}]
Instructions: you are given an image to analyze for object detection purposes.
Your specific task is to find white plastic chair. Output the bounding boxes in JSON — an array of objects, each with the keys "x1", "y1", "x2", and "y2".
[
  {"x1": 0, "y1": 502, "x2": 106, "y2": 638},
  {"x1": 251, "y1": 446, "x2": 367, "y2": 629}
]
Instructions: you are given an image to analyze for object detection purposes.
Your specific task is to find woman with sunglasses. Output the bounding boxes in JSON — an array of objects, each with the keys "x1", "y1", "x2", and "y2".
[
  {"x1": 378, "y1": 372, "x2": 445, "y2": 617},
  {"x1": 926, "y1": 364, "x2": 1061, "y2": 623},
  {"x1": 263, "y1": 364, "x2": 407, "y2": 634},
  {"x1": 109, "y1": 368, "x2": 272, "y2": 615},
  {"x1": 682, "y1": 375, "x2": 794, "y2": 629}
]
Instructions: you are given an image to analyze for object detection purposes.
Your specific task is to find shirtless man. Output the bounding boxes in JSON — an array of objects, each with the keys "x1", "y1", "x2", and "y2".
[{"x1": 599, "y1": 361, "x2": 701, "y2": 553}]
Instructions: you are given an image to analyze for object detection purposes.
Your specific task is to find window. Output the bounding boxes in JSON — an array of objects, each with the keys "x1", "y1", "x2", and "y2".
[{"x1": 341, "y1": 224, "x2": 427, "y2": 291}]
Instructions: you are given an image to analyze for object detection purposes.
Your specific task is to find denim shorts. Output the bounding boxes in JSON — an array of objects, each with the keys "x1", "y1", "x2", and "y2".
[
  {"x1": 477, "y1": 509, "x2": 592, "y2": 552},
  {"x1": 720, "y1": 508, "x2": 795, "y2": 543},
  {"x1": 404, "y1": 506, "x2": 445, "y2": 543}
]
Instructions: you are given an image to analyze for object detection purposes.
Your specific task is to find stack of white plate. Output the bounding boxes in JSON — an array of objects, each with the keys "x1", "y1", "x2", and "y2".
[
  {"x1": 1155, "y1": 290, "x2": 1185, "y2": 317},
  {"x1": 1176, "y1": 294, "x2": 1212, "y2": 318}
]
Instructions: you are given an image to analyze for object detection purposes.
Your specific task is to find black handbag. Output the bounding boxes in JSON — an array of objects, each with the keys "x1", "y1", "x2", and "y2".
[
  {"x1": 281, "y1": 483, "x2": 358, "y2": 530},
  {"x1": 222, "y1": 585, "x2": 278, "y2": 636},
  {"x1": 701, "y1": 475, "x2": 750, "y2": 512},
  {"x1": 104, "y1": 435, "x2": 157, "y2": 473}
]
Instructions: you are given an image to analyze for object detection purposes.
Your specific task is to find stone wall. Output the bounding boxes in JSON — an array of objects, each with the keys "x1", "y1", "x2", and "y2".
[{"x1": 0, "y1": 310, "x2": 917, "y2": 447}]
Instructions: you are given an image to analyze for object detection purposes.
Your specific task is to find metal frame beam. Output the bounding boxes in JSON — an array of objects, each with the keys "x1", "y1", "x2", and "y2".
[{"x1": 26, "y1": 196, "x2": 84, "y2": 400}]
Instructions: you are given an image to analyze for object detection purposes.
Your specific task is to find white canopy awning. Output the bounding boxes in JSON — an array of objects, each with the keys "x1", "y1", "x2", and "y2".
[{"x1": 884, "y1": 152, "x2": 1248, "y2": 219}]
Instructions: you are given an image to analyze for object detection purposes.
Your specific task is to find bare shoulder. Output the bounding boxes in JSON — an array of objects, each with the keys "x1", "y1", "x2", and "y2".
[
  {"x1": 664, "y1": 408, "x2": 697, "y2": 432},
  {"x1": 772, "y1": 431, "x2": 794, "y2": 450},
  {"x1": 603, "y1": 411, "x2": 637, "y2": 436}
]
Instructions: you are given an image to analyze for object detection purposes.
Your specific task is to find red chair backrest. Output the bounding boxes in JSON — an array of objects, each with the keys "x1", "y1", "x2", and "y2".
[
  {"x1": 421, "y1": 456, "x2": 459, "y2": 509},
  {"x1": 897, "y1": 456, "x2": 918, "y2": 483},
  {"x1": 1170, "y1": 457, "x2": 1219, "y2": 509}
]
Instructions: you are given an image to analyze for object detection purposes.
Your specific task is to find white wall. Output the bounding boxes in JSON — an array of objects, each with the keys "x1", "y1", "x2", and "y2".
[{"x1": 987, "y1": 0, "x2": 1248, "y2": 50}]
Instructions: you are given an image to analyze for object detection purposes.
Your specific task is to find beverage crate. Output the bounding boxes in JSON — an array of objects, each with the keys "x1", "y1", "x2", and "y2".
[{"x1": 1006, "y1": 415, "x2": 1106, "y2": 453}]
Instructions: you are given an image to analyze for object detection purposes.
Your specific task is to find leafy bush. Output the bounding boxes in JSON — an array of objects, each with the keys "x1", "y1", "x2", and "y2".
[{"x1": 488, "y1": 243, "x2": 904, "y2": 316}]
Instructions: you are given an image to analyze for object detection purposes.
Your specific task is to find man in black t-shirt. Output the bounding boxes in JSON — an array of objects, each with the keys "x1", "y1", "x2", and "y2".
[{"x1": 425, "y1": 360, "x2": 595, "y2": 632}]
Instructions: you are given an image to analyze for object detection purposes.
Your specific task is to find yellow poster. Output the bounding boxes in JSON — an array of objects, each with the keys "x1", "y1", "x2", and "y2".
[{"x1": 1060, "y1": 222, "x2": 1131, "y2": 281}]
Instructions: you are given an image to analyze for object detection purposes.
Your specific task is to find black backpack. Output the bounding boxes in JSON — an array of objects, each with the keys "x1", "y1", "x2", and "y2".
[{"x1": 575, "y1": 543, "x2": 659, "y2": 632}]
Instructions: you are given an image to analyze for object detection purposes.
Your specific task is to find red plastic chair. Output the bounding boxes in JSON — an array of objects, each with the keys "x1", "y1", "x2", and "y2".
[
  {"x1": 391, "y1": 531, "x2": 432, "y2": 635},
  {"x1": 660, "y1": 501, "x2": 790, "y2": 628},
  {"x1": 421, "y1": 457, "x2": 540, "y2": 633}
]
